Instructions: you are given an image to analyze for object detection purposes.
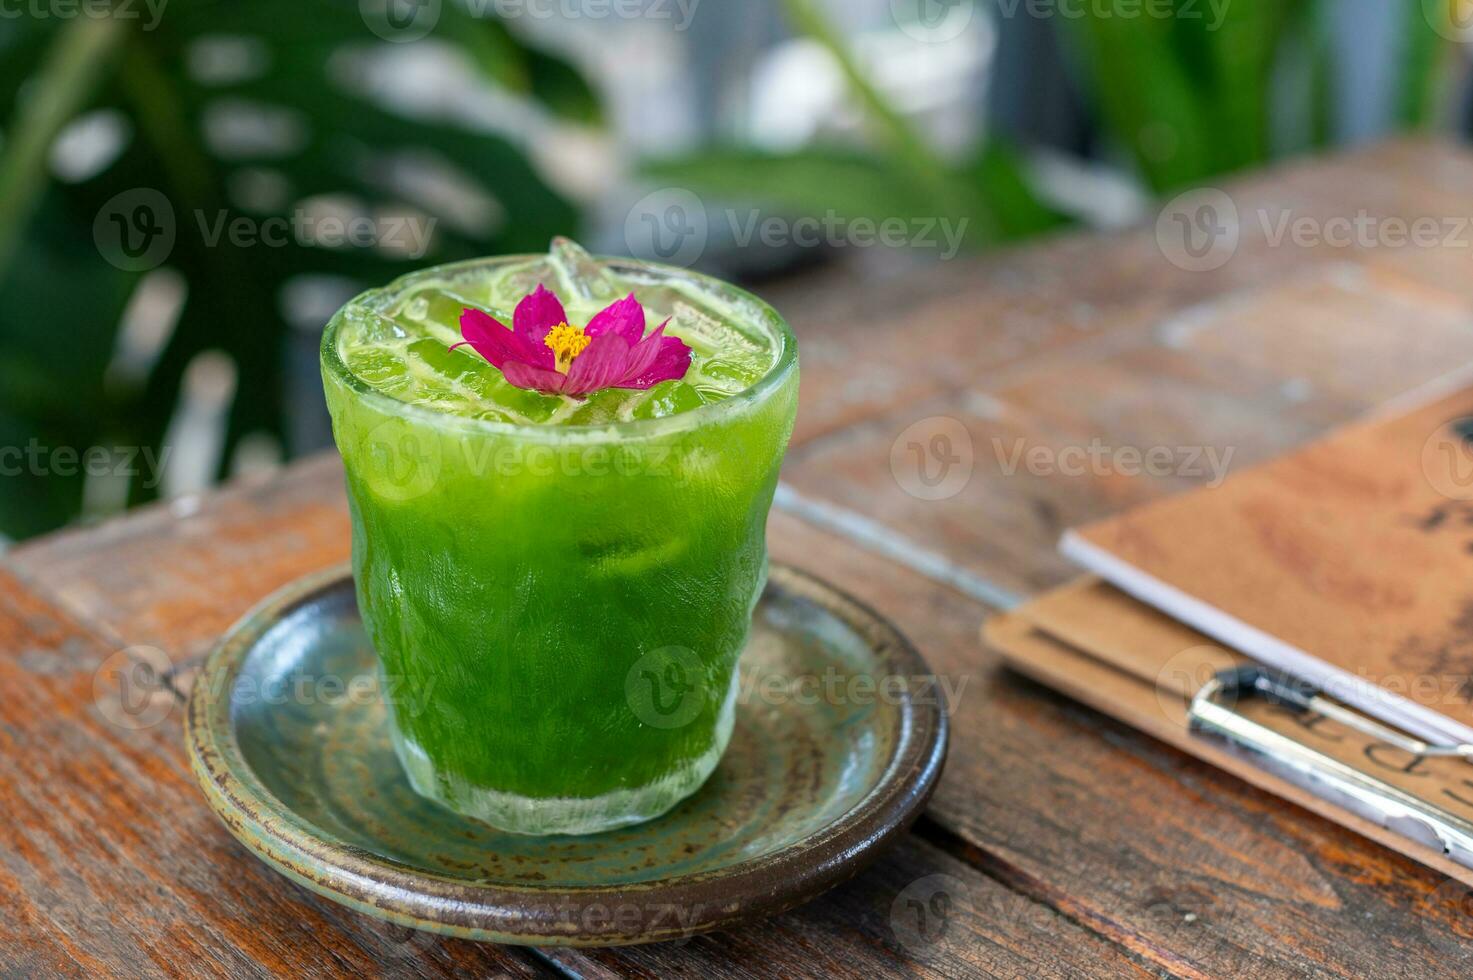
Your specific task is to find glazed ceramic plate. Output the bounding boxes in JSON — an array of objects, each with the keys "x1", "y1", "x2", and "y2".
[{"x1": 186, "y1": 563, "x2": 948, "y2": 946}]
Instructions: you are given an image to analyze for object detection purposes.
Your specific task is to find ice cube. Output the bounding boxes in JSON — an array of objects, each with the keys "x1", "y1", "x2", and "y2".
[
  {"x1": 548, "y1": 237, "x2": 625, "y2": 304},
  {"x1": 345, "y1": 346, "x2": 413, "y2": 393},
  {"x1": 488, "y1": 258, "x2": 556, "y2": 305},
  {"x1": 693, "y1": 358, "x2": 763, "y2": 393},
  {"x1": 669, "y1": 302, "x2": 765, "y2": 360},
  {"x1": 562, "y1": 389, "x2": 624, "y2": 426},
  {"x1": 629, "y1": 380, "x2": 708, "y2": 420},
  {"x1": 343, "y1": 306, "x2": 408, "y2": 345},
  {"x1": 387, "y1": 284, "x2": 485, "y2": 346}
]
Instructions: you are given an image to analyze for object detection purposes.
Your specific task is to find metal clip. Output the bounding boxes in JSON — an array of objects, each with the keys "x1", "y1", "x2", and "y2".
[{"x1": 1189, "y1": 665, "x2": 1473, "y2": 866}]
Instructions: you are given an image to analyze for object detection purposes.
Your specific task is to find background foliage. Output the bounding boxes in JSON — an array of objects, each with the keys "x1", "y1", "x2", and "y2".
[
  {"x1": 0, "y1": 0, "x2": 593, "y2": 539},
  {"x1": 0, "y1": 0, "x2": 1464, "y2": 542},
  {"x1": 646, "y1": 0, "x2": 1457, "y2": 240},
  {"x1": 1065, "y1": 0, "x2": 1455, "y2": 191}
]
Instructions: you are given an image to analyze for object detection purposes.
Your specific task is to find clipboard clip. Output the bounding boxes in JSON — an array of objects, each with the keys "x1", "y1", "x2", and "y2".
[
  {"x1": 1188, "y1": 665, "x2": 1473, "y2": 865},
  {"x1": 1195, "y1": 665, "x2": 1473, "y2": 761}
]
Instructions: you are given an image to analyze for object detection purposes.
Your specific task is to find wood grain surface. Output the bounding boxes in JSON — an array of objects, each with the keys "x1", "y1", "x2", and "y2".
[{"x1": 7, "y1": 137, "x2": 1473, "y2": 978}]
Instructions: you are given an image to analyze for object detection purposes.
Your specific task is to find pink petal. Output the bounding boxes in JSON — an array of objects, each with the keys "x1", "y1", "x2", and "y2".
[
  {"x1": 500, "y1": 360, "x2": 568, "y2": 394},
  {"x1": 623, "y1": 333, "x2": 693, "y2": 390},
  {"x1": 619, "y1": 318, "x2": 672, "y2": 382},
  {"x1": 584, "y1": 293, "x2": 646, "y2": 344},
  {"x1": 563, "y1": 333, "x2": 633, "y2": 395},
  {"x1": 452, "y1": 309, "x2": 522, "y2": 368},
  {"x1": 454, "y1": 308, "x2": 554, "y2": 371},
  {"x1": 514, "y1": 284, "x2": 568, "y2": 343}
]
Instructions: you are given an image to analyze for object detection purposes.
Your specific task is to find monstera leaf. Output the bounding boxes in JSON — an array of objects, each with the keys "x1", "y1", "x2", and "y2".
[{"x1": 0, "y1": 0, "x2": 593, "y2": 540}]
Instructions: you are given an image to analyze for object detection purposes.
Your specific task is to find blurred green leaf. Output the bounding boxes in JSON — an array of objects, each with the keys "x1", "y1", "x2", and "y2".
[
  {"x1": 0, "y1": 0, "x2": 594, "y2": 540},
  {"x1": 960, "y1": 143, "x2": 1069, "y2": 240},
  {"x1": 1399, "y1": 0, "x2": 1455, "y2": 127},
  {"x1": 644, "y1": 0, "x2": 1064, "y2": 256},
  {"x1": 645, "y1": 148, "x2": 937, "y2": 220},
  {"x1": 472, "y1": 19, "x2": 604, "y2": 126},
  {"x1": 643, "y1": 141, "x2": 1064, "y2": 252},
  {"x1": 1203, "y1": 0, "x2": 1299, "y2": 169},
  {"x1": 1062, "y1": 0, "x2": 1451, "y2": 192},
  {"x1": 779, "y1": 0, "x2": 956, "y2": 204}
]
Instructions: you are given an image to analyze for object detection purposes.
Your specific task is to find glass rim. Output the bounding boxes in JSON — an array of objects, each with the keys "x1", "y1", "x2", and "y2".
[{"x1": 320, "y1": 253, "x2": 798, "y2": 442}]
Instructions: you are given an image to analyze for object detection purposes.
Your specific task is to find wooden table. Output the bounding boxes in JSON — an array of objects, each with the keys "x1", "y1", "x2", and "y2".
[{"x1": 7, "y1": 138, "x2": 1473, "y2": 978}]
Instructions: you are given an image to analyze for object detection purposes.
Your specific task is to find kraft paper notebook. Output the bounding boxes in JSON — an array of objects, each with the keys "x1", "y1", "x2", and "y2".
[
  {"x1": 989, "y1": 580, "x2": 1473, "y2": 884},
  {"x1": 984, "y1": 581, "x2": 1473, "y2": 886},
  {"x1": 1061, "y1": 379, "x2": 1473, "y2": 746}
]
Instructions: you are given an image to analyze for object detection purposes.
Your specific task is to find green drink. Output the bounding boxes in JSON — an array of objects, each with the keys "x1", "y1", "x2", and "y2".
[{"x1": 320, "y1": 240, "x2": 798, "y2": 835}]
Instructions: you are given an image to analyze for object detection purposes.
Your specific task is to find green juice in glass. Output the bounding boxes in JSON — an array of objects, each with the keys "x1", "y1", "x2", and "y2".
[{"x1": 320, "y1": 241, "x2": 798, "y2": 835}]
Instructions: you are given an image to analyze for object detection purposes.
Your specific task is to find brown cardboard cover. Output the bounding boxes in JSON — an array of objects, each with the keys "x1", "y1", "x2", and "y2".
[
  {"x1": 1063, "y1": 384, "x2": 1473, "y2": 743},
  {"x1": 987, "y1": 581, "x2": 1473, "y2": 887}
]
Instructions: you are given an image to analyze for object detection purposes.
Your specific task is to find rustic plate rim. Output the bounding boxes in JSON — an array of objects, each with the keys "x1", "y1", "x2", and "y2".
[{"x1": 185, "y1": 562, "x2": 949, "y2": 945}]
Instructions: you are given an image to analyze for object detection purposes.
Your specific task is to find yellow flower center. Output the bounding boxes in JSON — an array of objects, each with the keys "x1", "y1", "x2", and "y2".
[{"x1": 543, "y1": 322, "x2": 591, "y2": 373}]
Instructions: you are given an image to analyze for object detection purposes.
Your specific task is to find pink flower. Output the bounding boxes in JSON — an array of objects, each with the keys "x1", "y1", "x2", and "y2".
[{"x1": 450, "y1": 285, "x2": 692, "y2": 396}]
